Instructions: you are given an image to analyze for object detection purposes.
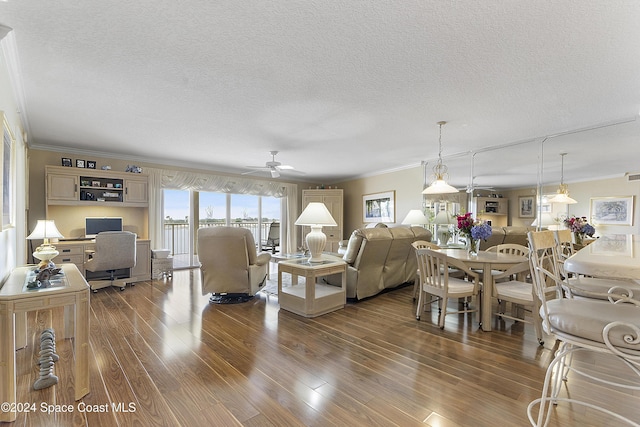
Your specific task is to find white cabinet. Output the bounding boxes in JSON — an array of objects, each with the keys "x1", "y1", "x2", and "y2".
[
  {"x1": 46, "y1": 166, "x2": 148, "y2": 207},
  {"x1": 302, "y1": 189, "x2": 343, "y2": 253}
]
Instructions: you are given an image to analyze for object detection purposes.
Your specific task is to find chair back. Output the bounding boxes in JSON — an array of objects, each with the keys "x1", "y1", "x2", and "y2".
[
  {"x1": 553, "y1": 229, "x2": 575, "y2": 260},
  {"x1": 527, "y1": 231, "x2": 564, "y2": 325},
  {"x1": 415, "y1": 248, "x2": 479, "y2": 295},
  {"x1": 197, "y1": 227, "x2": 257, "y2": 295},
  {"x1": 87, "y1": 231, "x2": 137, "y2": 271},
  {"x1": 411, "y1": 240, "x2": 440, "y2": 251},
  {"x1": 495, "y1": 243, "x2": 529, "y2": 256}
]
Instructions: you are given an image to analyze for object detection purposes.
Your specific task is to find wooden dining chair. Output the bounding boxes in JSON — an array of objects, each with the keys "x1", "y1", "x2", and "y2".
[
  {"x1": 414, "y1": 248, "x2": 480, "y2": 329},
  {"x1": 527, "y1": 230, "x2": 640, "y2": 426},
  {"x1": 411, "y1": 240, "x2": 440, "y2": 300}
]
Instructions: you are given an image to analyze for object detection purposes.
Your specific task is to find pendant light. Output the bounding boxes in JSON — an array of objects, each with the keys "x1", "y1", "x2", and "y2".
[
  {"x1": 422, "y1": 121, "x2": 459, "y2": 195},
  {"x1": 548, "y1": 152, "x2": 577, "y2": 204}
]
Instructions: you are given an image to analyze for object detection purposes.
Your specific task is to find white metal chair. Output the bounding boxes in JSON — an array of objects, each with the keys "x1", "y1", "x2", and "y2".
[
  {"x1": 262, "y1": 222, "x2": 280, "y2": 254},
  {"x1": 527, "y1": 230, "x2": 640, "y2": 426},
  {"x1": 414, "y1": 248, "x2": 480, "y2": 329},
  {"x1": 84, "y1": 231, "x2": 137, "y2": 292}
]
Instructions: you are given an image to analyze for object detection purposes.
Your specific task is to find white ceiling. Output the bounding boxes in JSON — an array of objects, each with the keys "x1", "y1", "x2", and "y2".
[{"x1": 2, "y1": 1, "x2": 640, "y2": 190}]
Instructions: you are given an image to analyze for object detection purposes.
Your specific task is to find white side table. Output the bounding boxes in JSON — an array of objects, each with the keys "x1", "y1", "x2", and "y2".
[{"x1": 277, "y1": 254, "x2": 346, "y2": 317}]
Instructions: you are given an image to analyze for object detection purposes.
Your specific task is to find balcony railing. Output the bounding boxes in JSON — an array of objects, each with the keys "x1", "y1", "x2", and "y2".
[{"x1": 164, "y1": 221, "x2": 278, "y2": 258}]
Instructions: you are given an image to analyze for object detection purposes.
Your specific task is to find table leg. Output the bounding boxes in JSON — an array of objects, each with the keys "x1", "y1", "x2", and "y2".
[
  {"x1": 74, "y1": 291, "x2": 90, "y2": 400},
  {"x1": 15, "y1": 311, "x2": 27, "y2": 350},
  {"x1": 0, "y1": 302, "x2": 17, "y2": 422},
  {"x1": 481, "y1": 263, "x2": 493, "y2": 332}
]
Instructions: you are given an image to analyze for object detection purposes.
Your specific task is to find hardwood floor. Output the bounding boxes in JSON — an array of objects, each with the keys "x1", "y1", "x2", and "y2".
[{"x1": 8, "y1": 269, "x2": 638, "y2": 426}]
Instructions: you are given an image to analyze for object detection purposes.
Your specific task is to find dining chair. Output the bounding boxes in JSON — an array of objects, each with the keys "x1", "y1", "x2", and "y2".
[
  {"x1": 411, "y1": 240, "x2": 440, "y2": 300},
  {"x1": 414, "y1": 248, "x2": 481, "y2": 329},
  {"x1": 552, "y1": 229, "x2": 639, "y2": 300},
  {"x1": 527, "y1": 230, "x2": 640, "y2": 426}
]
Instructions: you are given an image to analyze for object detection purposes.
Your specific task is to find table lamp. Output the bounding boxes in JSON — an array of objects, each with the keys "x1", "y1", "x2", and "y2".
[
  {"x1": 433, "y1": 210, "x2": 453, "y2": 245},
  {"x1": 531, "y1": 212, "x2": 556, "y2": 230},
  {"x1": 27, "y1": 220, "x2": 64, "y2": 269},
  {"x1": 295, "y1": 202, "x2": 337, "y2": 263},
  {"x1": 401, "y1": 210, "x2": 429, "y2": 227}
]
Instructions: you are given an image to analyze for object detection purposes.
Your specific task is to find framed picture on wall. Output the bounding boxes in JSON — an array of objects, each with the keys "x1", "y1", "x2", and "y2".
[
  {"x1": 61, "y1": 157, "x2": 72, "y2": 167},
  {"x1": 519, "y1": 196, "x2": 535, "y2": 218},
  {"x1": 363, "y1": 190, "x2": 395, "y2": 223},
  {"x1": 590, "y1": 196, "x2": 634, "y2": 226},
  {"x1": 76, "y1": 159, "x2": 85, "y2": 168}
]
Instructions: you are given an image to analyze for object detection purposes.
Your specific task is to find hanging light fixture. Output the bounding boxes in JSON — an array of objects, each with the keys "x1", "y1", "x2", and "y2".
[
  {"x1": 422, "y1": 121, "x2": 459, "y2": 195},
  {"x1": 548, "y1": 152, "x2": 577, "y2": 204}
]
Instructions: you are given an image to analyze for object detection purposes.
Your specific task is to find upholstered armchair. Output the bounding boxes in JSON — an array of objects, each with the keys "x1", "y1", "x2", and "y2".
[
  {"x1": 197, "y1": 227, "x2": 271, "y2": 303},
  {"x1": 84, "y1": 231, "x2": 137, "y2": 292}
]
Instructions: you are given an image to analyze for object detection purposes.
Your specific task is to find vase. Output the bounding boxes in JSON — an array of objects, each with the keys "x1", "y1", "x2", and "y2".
[
  {"x1": 574, "y1": 232, "x2": 584, "y2": 245},
  {"x1": 468, "y1": 238, "x2": 481, "y2": 256}
]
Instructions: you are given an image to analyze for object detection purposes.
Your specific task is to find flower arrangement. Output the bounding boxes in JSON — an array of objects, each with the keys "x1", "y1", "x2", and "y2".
[
  {"x1": 456, "y1": 213, "x2": 492, "y2": 240},
  {"x1": 563, "y1": 216, "x2": 595, "y2": 237}
]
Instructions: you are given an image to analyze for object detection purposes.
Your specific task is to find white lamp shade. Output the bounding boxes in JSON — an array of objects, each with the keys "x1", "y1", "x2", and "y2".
[
  {"x1": 401, "y1": 210, "x2": 428, "y2": 225},
  {"x1": 531, "y1": 212, "x2": 556, "y2": 227},
  {"x1": 422, "y1": 179, "x2": 459, "y2": 195},
  {"x1": 295, "y1": 202, "x2": 337, "y2": 226},
  {"x1": 27, "y1": 220, "x2": 63, "y2": 240},
  {"x1": 548, "y1": 192, "x2": 578, "y2": 204},
  {"x1": 433, "y1": 210, "x2": 454, "y2": 224}
]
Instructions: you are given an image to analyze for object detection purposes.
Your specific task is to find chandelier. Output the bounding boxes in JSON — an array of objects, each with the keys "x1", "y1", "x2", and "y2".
[{"x1": 422, "y1": 121, "x2": 459, "y2": 195}]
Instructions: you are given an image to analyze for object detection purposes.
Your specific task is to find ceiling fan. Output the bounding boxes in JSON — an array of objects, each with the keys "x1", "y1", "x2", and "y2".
[
  {"x1": 242, "y1": 151, "x2": 305, "y2": 178},
  {"x1": 456, "y1": 153, "x2": 494, "y2": 194}
]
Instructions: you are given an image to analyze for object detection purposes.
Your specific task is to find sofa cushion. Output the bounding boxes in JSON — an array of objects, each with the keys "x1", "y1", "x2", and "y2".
[
  {"x1": 504, "y1": 226, "x2": 536, "y2": 246},
  {"x1": 342, "y1": 231, "x2": 363, "y2": 264}
]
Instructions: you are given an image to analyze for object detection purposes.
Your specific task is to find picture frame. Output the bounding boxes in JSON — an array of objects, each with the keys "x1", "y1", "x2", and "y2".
[
  {"x1": 363, "y1": 190, "x2": 395, "y2": 223},
  {"x1": 590, "y1": 196, "x2": 634, "y2": 226},
  {"x1": 518, "y1": 196, "x2": 535, "y2": 218},
  {"x1": 76, "y1": 159, "x2": 85, "y2": 168},
  {"x1": 87, "y1": 160, "x2": 96, "y2": 169},
  {"x1": 61, "y1": 157, "x2": 72, "y2": 167}
]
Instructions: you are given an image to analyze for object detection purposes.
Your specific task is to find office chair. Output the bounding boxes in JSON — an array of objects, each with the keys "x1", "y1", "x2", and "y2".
[{"x1": 85, "y1": 231, "x2": 137, "y2": 292}]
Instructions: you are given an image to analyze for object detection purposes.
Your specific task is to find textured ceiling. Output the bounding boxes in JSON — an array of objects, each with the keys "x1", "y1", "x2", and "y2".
[{"x1": 1, "y1": 1, "x2": 640, "y2": 189}]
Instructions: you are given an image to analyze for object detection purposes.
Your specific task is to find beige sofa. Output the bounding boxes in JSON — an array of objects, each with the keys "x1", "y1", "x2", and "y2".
[
  {"x1": 479, "y1": 226, "x2": 536, "y2": 250},
  {"x1": 326, "y1": 225, "x2": 432, "y2": 300}
]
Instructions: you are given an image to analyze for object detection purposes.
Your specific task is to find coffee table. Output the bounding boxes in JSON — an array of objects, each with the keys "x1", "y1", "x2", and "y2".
[{"x1": 277, "y1": 254, "x2": 346, "y2": 317}]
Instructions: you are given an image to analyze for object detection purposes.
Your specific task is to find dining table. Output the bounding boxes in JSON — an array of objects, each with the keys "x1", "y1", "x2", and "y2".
[
  {"x1": 564, "y1": 234, "x2": 640, "y2": 281},
  {"x1": 438, "y1": 248, "x2": 528, "y2": 331}
]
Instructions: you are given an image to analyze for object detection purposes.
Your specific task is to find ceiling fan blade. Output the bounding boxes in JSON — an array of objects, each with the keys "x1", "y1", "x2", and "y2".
[
  {"x1": 278, "y1": 164, "x2": 295, "y2": 170},
  {"x1": 241, "y1": 170, "x2": 263, "y2": 175}
]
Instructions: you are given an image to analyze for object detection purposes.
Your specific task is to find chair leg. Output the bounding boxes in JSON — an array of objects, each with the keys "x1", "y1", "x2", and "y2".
[
  {"x1": 438, "y1": 296, "x2": 448, "y2": 329},
  {"x1": 415, "y1": 287, "x2": 423, "y2": 320}
]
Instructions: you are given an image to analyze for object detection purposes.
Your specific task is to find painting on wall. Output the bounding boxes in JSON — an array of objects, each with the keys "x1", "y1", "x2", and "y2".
[
  {"x1": 518, "y1": 196, "x2": 535, "y2": 218},
  {"x1": 590, "y1": 196, "x2": 634, "y2": 226},
  {"x1": 363, "y1": 190, "x2": 395, "y2": 223}
]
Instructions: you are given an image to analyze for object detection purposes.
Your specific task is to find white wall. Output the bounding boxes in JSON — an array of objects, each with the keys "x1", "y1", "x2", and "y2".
[{"x1": 0, "y1": 32, "x2": 28, "y2": 283}]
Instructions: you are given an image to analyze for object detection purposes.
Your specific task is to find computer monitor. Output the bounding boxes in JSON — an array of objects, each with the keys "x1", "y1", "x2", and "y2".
[{"x1": 85, "y1": 217, "x2": 123, "y2": 238}]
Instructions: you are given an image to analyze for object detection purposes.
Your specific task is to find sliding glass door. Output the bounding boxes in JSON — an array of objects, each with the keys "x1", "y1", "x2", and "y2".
[{"x1": 164, "y1": 189, "x2": 282, "y2": 269}]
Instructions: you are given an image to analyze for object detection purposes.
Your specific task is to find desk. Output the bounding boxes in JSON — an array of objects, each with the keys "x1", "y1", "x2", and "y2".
[
  {"x1": 565, "y1": 234, "x2": 640, "y2": 281},
  {"x1": 0, "y1": 264, "x2": 90, "y2": 422},
  {"x1": 439, "y1": 249, "x2": 527, "y2": 331},
  {"x1": 278, "y1": 254, "x2": 346, "y2": 317}
]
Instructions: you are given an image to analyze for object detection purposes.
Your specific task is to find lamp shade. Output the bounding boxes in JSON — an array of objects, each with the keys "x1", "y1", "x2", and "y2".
[
  {"x1": 548, "y1": 188, "x2": 578, "y2": 204},
  {"x1": 295, "y1": 202, "x2": 337, "y2": 226},
  {"x1": 422, "y1": 179, "x2": 459, "y2": 195},
  {"x1": 27, "y1": 220, "x2": 63, "y2": 241},
  {"x1": 531, "y1": 212, "x2": 556, "y2": 228},
  {"x1": 433, "y1": 210, "x2": 454, "y2": 224},
  {"x1": 401, "y1": 210, "x2": 428, "y2": 225}
]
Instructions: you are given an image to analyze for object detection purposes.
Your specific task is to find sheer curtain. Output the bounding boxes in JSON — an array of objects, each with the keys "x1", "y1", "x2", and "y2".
[{"x1": 147, "y1": 168, "x2": 298, "y2": 254}]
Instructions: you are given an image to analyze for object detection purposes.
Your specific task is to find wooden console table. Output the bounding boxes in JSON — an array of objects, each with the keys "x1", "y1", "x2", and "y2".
[
  {"x1": 0, "y1": 264, "x2": 90, "y2": 422},
  {"x1": 278, "y1": 254, "x2": 346, "y2": 317}
]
